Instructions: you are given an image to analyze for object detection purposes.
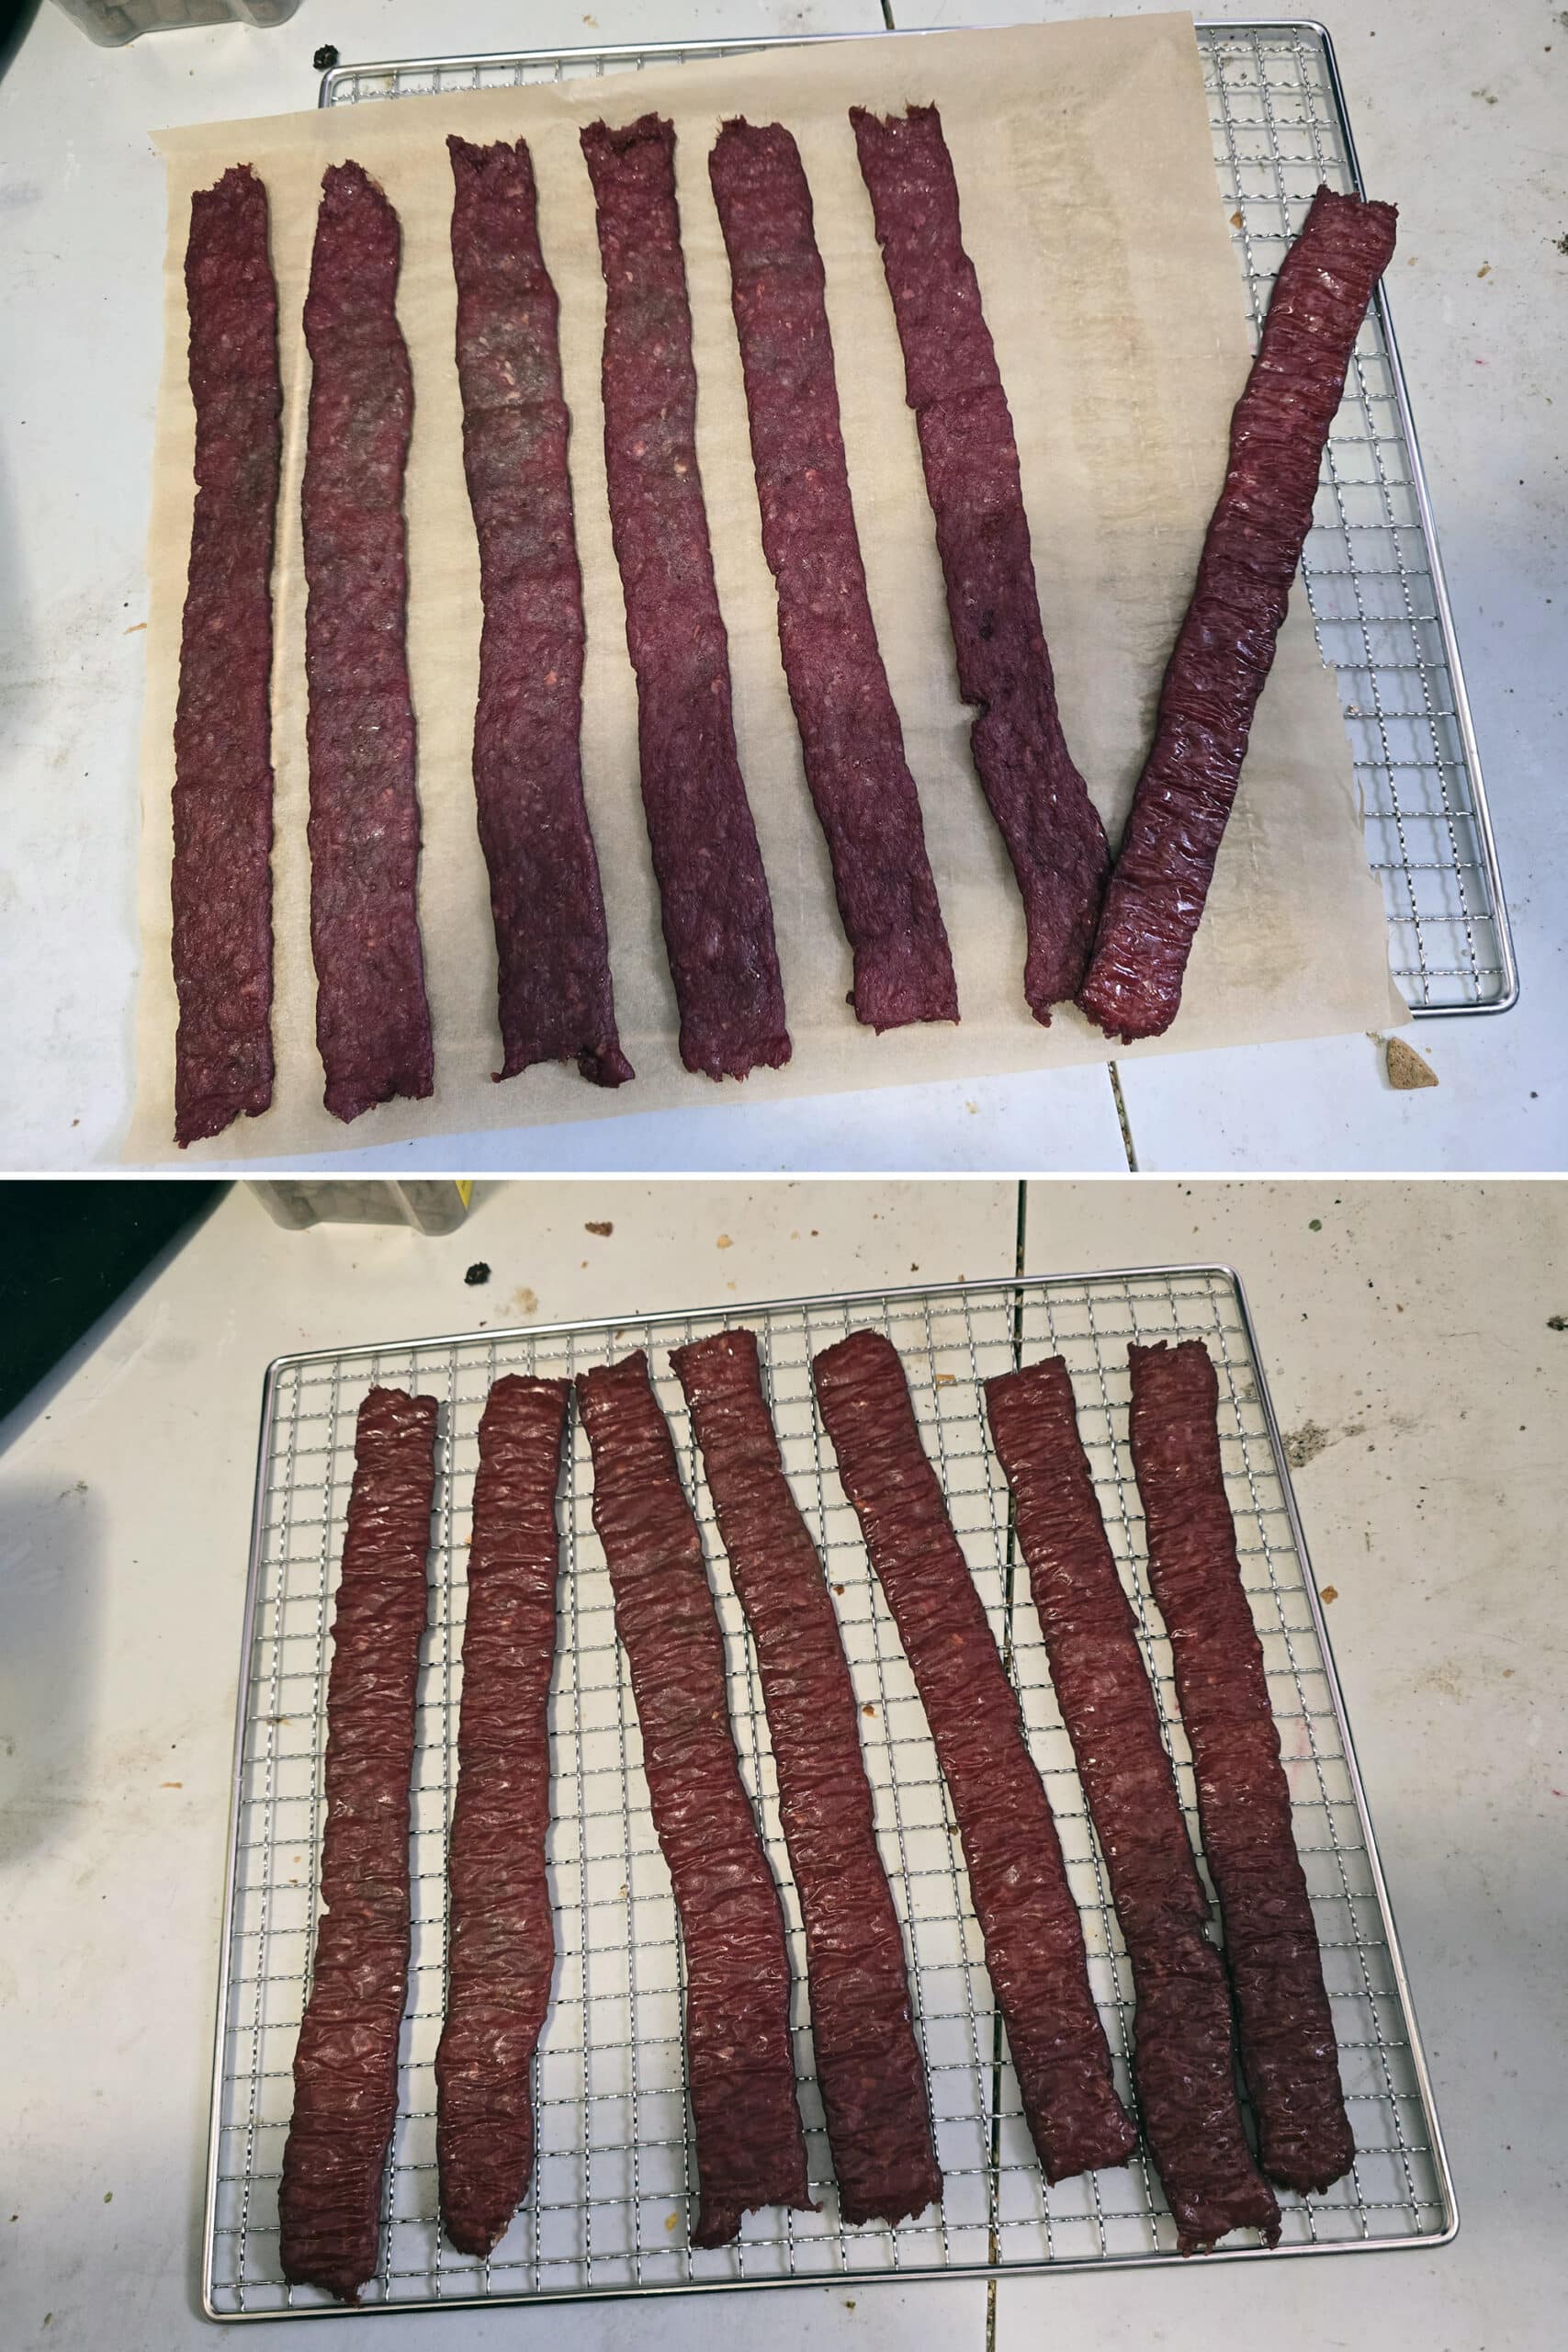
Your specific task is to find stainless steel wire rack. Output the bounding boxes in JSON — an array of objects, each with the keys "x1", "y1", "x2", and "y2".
[
  {"x1": 203, "y1": 1268, "x2": 1454, "y2": 2319},
  {"x1": 317, "y1": 17, "x2": 1514, "y2": 1019}
]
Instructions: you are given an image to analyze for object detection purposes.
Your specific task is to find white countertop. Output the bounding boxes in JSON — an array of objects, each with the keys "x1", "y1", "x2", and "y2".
[
  {"x1": 1, "y1": 0, "x2": 1562, "y2": 1173},
  {"x1": 2, "y1": 1175, "x2": 1563, "y2": 2347}
]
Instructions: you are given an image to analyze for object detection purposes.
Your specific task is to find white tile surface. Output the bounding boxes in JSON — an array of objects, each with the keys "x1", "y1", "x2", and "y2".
[
  {"x1": 1021, "y1": 1174, "x2": 1567, "y2": 2351},
  {"x1": 5, "y1": 0, "x2": 1559, "y2": 1170},
  {"x1": 0, "y1": 1178, "x2": 1013, "y2": 2352}
]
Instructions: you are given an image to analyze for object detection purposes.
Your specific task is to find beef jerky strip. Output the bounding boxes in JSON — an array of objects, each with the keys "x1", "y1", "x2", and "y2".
[
  {"x1": 302, "y1": 162, "x2": 434, "y2": 1123},
  {"x1": 436, "y1": 1375, "x2": 570, "y2": 2258},
  {"x1": 850, "y1": 105, "x2": 1109, "y2": 1023},
  {"x1": 172, "y1": 164, "x2": 281, "y2": 1147},
  {"x1": 1078, "y1": 187, "x2": 1399, "y2": 1042},
  {"x1": 575, "y1": 1351, "x2": 811, "y2": 2244},
  {"x1": 985, "y1": 1358, "x2": 1280, "y2": 2252},
  {"x1": 581, "y1": 116, "x2": 790, "y2": 1082},
  {"x1": 447, "y1": 138, "x2": 633, "y2": 1091},
  {"x1": 1127, "y1": 1341, "x2": 1355, "y2": 2194},
  {"x1": 812, "y1": 1330, "x2": 1135, "y2": 2182},
  {"x1": 279, "y1": 1386, "x2": 438, "y2": 2303},
  {"x1": 708, "y1": 119, "x2": 957, "y2": 1035},
  {"x1": 671, "y1": 1329, "x2": 941, "y2": 2227}
]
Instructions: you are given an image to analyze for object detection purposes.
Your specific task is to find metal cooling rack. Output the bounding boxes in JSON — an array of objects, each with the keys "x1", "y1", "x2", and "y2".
[
  {"x1": 203, "y1": 1268, "x2": 1453, "y2": 2319},
  {"x1": 318, "y1": 17, "x2": 1514, "y2": 1019}
]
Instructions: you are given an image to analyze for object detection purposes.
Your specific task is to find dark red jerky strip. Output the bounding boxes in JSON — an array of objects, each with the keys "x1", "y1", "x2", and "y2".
[
  {"x1": 436, "y1": 1375, "x2": 570, "y2": 2258},
  {"x1": 708, "y1": 119, "x2": 957, "y2": 1035},
  {"x1": 575, "y1": 1351, "x2": 811, "y2": 2245},
  {"x1": 985, "y1": 1358, "x2": 1280, "y2": 2252},
  {"x1": 279, "y1": 1387, "x2": 438, "y2": 2304},
  {"x1": 671, "y1": 1329, "x2": 941, "y2": 2228},
  {"x1": 302, "y1": 162, "x2": 434, "y2": 1123},
  {"x1": 173, "y1": 164, "x2": 280, "y2": 1147},
  {"x1": 581, "y1": 116, "x2": 790, "y2": 1083},
  {"x1": 1127, "y1": 1341, "x2": 1355, "y2": 2195},
  {"x1": 812, "y1": 1330, "x2": 1134, "y2": 2184},
  {"x1": 447, "y1": 139, "x2": 633, "y2": 1091},
  {"x1": 1078, "y1": 187, "x2": 1399, "y2": 1043},
  {"x1": 850, "y1": 106, "x2": 1109, "y2": 1023}
]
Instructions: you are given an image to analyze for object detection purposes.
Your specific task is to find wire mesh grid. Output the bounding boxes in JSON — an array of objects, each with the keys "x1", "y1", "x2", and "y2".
[
  {"x1": 204, "y1": 1269, "x2": 1452, "y2": 2319},
  {"x1": 317, "y1": 17, "x2": 1512, "y2": 1019}
]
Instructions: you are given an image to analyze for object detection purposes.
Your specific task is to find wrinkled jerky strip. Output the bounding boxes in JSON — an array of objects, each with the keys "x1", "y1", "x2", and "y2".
[
  {"x1": 436, "y1": 1375, "x2": 570, "y2": 2258},
  {"x1": 708, "y1": 119, "x2": 957, "y2": 1035},
  {"x1": 671, "y1": 1329, "x2": 941, "y2": 2227},
  {"x1": 1079, "y1": 187, "x2": 1398, "y2": 1042},
  {"x1": 581, "y1": 115, "x2": 790, "y2": 1083},
  {"x1": 851, "y1": 105, "x2": 1109, "y2": 1023},
  {"x1": 279, "y1": 1386, "x2": 438, "y2": 2304},
  {"x1": 302, "y1": 162, "x2": 434, "y2": 1123},
  {"x1": 985, "y1": 1357, "x2": 1280, "y2": 2252},
  {"x1": 447, "y1": 138, "x2": 633, "y2": 1091},
  {"x1": 1127, "y1": 1341, "x2": 1355, "y2": 2194},
  {"x1": 173, "y1": 163, "x2": 280, "y2": 1148},
  {"x1": 812, "y1": 1330, "x2": 1135, "y2": 2183},
  {"x1": 575, "y1": 1352, "x2": 811, "y2": 2244}
]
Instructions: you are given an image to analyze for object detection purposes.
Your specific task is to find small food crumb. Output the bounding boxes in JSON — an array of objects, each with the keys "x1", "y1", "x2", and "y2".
[
  {"x1": 833, "y1": 1583, "x2": 845, "y2": 1595},
  {"x1": 161, "y1": 1781, "x2": 183, "y2": 1790},
  {"x1": 1477, "y1": 262, "x2": 1491, "y2": 277},
  {"x1": 664, "y1": 2212, "x2": 678, "y2": 2232},
  {"x1": 863, "y1": 1702, "x2": 877, "y2": 1718},
  {"x1": 716, "y1": 1234, "x2": 733, "y2": 1250},
  {"x1": 1230, "y1": 209, "x2": 1244, "y2": 228},
  {"x1": 104, "y1": 2191, "x2": 113, "y2": 2203},
  {"x1": 1546, "y1": 1314, "x2": 1567, "y2": 1331},
  {"x1": 585, "y1": 1221, "x2": 614, "y2": 1237},
  {"x1": 1319, "y1": 1586, "x2": 1338, "y2": 1605},
  {"x1": 1308, "y1": 1218, "x2": 1323, "y2": 1232},
  {"x1": 933, "y1": 1373, "x2": 956, "y2": 1387},
  {"x1": 1386, "y1": 1036, "x2": 1438, "y2": 1090},
  {"x1": 464, "y1": 1261, "x2": 491, "y2": 1287}
]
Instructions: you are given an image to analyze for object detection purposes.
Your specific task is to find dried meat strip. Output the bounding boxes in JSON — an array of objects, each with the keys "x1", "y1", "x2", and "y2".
[
  {"x1": 985, "y1": 1357, "x2": 1280, "y2": 2251},
  {"x1": 447, "y1": 138, "x2": 633, "y2": 1091},
  {"x1": 279, "y1": 1386, "x2": 438, "y2": 2303},
  {"x1": 1127, "y1": 1340, "x2": 1355, "y2": 2195},
  {"x1": 575, "y1": 1351, "x2": 811, "y2": 2244},
  {"x1": 708, "y1": 119, "x2": 958, "y2": 1035},
  {"x1": 436, "y1": 1375, "x2": 570, "y2": 2257},
  {"x1": 173, "y1": 163, "x2": 280, "y2": 1147},
  {"x1": 581, "y1": 115, "x2": 790, "y2": 1083},
  {"x1": 1078, "y1": 187, "x2": 1399, "y2": 1042},
  {"x1": 851, "y1": 105, "x2": 1109, "y2": 1023},
  {"x1": 812, "y1": 1330, "x2": 1134, "y2": 2183},
  {"x1": 302, "y1": 162, "x2": 434, "y2": 1123},
  {"x1": 671, "y1": 1329, "x2": 941, "y2": 2227}
]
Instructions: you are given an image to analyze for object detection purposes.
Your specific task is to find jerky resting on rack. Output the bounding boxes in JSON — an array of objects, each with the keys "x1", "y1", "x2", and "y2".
[
  {"x1": 581, "y1": 115, "x2": 789, "y2": 1082},
  {"x1": 436, "y1": 1375, "x2": 570, "y2": 2258},
  {"x1": 172, "y1": 164, "x2": 281, "y2": 1147},
  {"x1": 1127, "y1": 1341, "x2": 1355, "y2": 2194},
  {"x1": 812, "y1": 1330, "x2": 1135, "y2": 2183},
  {"x1": 985, "y1": 1357, "x2": 1280, "y2": 2252},
  {"x1": 671, "y1": 1329, "x2": 941, "y2": 2227},
  {"x1": 279, "y1": 1386, "x2": 438, "y2": 2304},
  {"x1": 302, "y1": 162, "x2": 434, "y2": 1123},
  {"x1": 447, "y1": 137, "x2": 633, "y2": 1091},
  {"x1": 851, "y1": 104, "x2": 1109, "y2": 1023},
  {"x1": 708, "y1": 119, "x2": 958, "y2": 1034},
  {"x1": 575, "y1": 1351, "x2": 811, "y2": 2245},
  {"x1": 1078, "y1": 187, "x2": 1398, "y2": 1042}
]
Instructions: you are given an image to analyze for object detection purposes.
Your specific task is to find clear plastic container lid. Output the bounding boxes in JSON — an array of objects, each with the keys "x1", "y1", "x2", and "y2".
[{"x1": 51, "y1": 0, "x2": 301, "y2": 46}]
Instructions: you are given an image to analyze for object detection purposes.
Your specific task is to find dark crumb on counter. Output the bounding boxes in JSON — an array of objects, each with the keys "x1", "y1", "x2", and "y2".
[
  {"x1": 585, "y1": 1221, "x2": 614, "y2": 1238},
  {"x1": 464, "y1": 1262, "x2": 491, "y2": 1287},
  {"x1": 1548, "y1": 1314, "x2": 1567, "y2": 1331},
  {"x1": 313, "y1": 44, "x2": 340, "y2": 71}
]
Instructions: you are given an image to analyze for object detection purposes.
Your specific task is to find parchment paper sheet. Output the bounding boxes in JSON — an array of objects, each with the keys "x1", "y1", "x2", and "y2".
[{"x1": 129, "y1": 12, "x2": 1401, "y2": 1164}]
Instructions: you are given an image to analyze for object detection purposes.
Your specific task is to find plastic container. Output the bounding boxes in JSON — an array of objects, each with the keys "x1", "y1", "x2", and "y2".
[
  {"x1": 247, "y1": 1182, "x2": 474, "y2": 1237},
  {"x1": 51, "y1": 0, "x2": 300, "y2": 45}
]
